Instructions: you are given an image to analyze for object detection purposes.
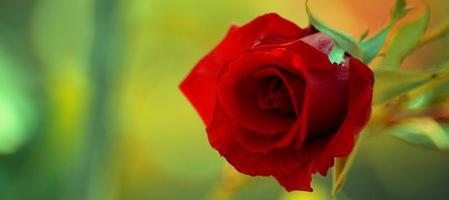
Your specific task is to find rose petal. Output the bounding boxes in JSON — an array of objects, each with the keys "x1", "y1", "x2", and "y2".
[
  {"x1": 235, "y1": 119, "x2": 300, "y2": 154},
  {"x1": 180, "y1": 25, "x2": 239, "y2": 124},
  {"x1": 324, "y1": 58, "x2": 374, "y2": 157},
  {"x1": 290, "y1": 41, "x2": 349, "y2": 135},
  {"x1": 299, "y1": 32, "x2": 335, "y2": 55},
  {"x1": 310, "y1": 154, "x2": 335, "y2": 176},
  {"x1": 297, "y1": 58, "x2": 373, "y2": 177},
  {"x1": 274, "y1": 164, "x2": 313, "y2": 192},
  {"x1": 235, "y1": 128, "x2": 283, "y2": 154}
]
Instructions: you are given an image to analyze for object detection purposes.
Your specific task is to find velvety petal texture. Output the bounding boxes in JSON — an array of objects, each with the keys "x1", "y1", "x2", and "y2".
[{"x1": 179, "y1": 13, "x2": 374, "y2": 192}]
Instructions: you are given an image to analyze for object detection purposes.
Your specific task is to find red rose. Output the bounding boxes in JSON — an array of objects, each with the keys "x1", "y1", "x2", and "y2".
[{"x1": 180, "y1": 13, "x2": 373, "y2": 191}]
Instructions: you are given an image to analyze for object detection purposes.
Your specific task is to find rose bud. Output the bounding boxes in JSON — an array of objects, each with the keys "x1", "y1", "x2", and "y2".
[{"x1": 180, "y1": 13, "x2": 374, "y2": 191}]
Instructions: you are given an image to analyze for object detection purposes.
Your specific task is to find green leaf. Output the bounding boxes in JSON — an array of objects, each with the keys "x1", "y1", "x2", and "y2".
[
  {"x1": 332, "y1": 136, "x2": 361, "y2": 198},
  {"x1": 329, "y1": 46, "x2": 345, "y2": 65},
  {"x1": 379, "y1": 6, "x2": 430, "y2": 69},
  {"x1": 388, "y1": 118, "x2": 449, "y2": 151},
  {"x1": 373, "y1": 69, "x2": 436, "y2": 104},
  {"x1": 359, "y1": 30, "x2": 370, "y2": 42},
  {"x1": 391, "y1": 0, "x2": 412, "y2": 22},
  {"x1": 306, "y1": 0, "x2": 411, "y2": 64},
  {"x1": 361, "y1": 0, "x2": 411, "y2": 64},
  {"x1": 305, "y1": 0, "x2": 362, "y2": 59}
]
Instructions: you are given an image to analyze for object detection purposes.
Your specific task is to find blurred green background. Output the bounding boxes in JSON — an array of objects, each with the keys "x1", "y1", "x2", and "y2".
[{"x1": 0, "y1": 0, "x2": 448, "y2": 199}]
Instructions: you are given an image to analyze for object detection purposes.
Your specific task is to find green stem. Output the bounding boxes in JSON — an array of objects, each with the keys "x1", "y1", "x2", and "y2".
[{"x1": 78, "y1": 0, "x2": 122, "y2": 199}]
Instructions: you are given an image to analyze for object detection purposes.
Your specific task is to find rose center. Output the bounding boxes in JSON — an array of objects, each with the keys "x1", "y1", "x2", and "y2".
[{"x1": 257, "y1": 77, "x2": 295, "y2": 117}]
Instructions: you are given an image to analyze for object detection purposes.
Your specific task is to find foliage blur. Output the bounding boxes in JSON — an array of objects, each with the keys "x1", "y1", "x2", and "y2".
[{"x1": 0, "y1": 0, "x2": 448, "y2": 199}]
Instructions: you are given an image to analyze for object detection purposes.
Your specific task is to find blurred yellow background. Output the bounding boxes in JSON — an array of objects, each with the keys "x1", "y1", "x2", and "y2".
[{"x1": 0, "y1": 0, "x2": 448, "y2": 199}]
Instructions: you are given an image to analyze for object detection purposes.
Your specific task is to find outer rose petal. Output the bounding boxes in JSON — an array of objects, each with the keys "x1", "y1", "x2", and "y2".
[
  {"x1": 180, "y1": 13, "x2": 312, "y2": 124},
  {"x1": 235, "y1": 122, "x2": 299, "y2": 154},
  {"x1": 180, "y1": 26, "x2": 238, "y2": 124},
  {"x1": 298, "y1": 58, "x2": 373, "y2": 179},
  {"x1": 275, "y1": 163, "x2": 313, "y2": 192},
  {"x1": 324, "y1": 59, "x2": 374, "y2": 157},
  {"x1": 312, "y1": 156, "x2": 335, "y2": 176},
  {"x1": 285, "y1": 41, "x2": 349, "y2": 136}
]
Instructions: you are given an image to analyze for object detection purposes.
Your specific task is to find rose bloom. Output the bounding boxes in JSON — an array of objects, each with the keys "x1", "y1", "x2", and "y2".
[{"x1": 180, "y1": 13, "x2": 373, "y2": 191}]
